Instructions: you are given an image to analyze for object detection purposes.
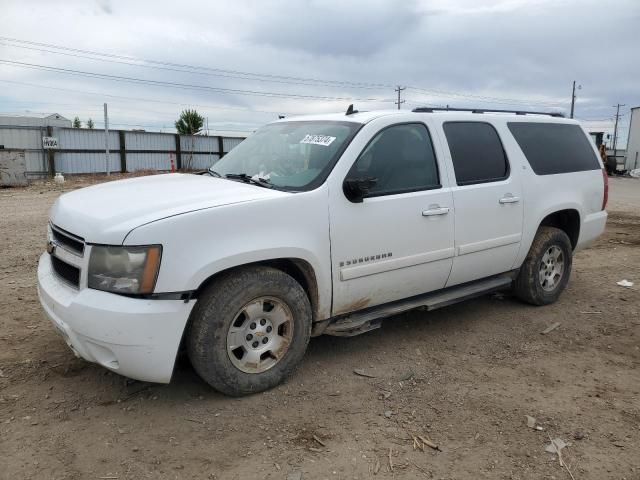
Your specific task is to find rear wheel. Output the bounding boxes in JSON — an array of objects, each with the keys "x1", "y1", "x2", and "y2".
[
  {"x1": 514, "y1": 226, "x2": 573, "y2": 305},
  {"x1": 187, "y1": 266, "x2": 312, "y2": 396}
]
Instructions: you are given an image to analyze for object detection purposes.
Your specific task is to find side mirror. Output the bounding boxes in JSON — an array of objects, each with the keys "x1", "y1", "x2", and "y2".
[{"x1": 343, "y1": 176, "x2": 377, "y2": 203}]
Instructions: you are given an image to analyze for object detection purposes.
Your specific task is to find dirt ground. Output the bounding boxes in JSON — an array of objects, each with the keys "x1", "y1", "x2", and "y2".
[{"x1": 1, "y1": 175, "x2": 639, "y2": 480}]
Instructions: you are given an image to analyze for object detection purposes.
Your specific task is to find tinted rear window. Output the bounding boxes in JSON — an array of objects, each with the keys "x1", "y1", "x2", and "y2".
[
  {"x1": 508, "y1": 122, "x2": 600, "y2": 175},
  {"x1": 443, "y1": 122, "x2": 509, "y2": 185}
]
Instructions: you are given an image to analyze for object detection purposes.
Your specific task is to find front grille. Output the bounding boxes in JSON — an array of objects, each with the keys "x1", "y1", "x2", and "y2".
[
  {"x1": 51, "y1": 255, "x2": 80, "y2": 287},
  {"x1": 51, "y1": 224, "x2": 85, "y2": 256}
]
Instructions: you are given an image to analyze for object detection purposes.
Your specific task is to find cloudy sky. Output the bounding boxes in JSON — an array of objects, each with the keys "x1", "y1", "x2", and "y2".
[{"x1": 1, "y1": 0, "x2": 638, "y2": 144}]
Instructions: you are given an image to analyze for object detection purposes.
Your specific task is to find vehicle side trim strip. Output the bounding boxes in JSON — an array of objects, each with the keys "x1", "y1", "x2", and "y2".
[
  {"x1": 340, "y1": 247, "x2": 455, "y2": 281},
  {"x1": 457, "y1": 233, "x2": 522, "y2": 256},
  {"x1": 117, "y1": 291, "x2": 196, "y2": 302}
]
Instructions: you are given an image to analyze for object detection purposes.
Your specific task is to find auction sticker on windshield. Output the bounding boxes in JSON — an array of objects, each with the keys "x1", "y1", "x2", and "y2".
[{"x1": 300, "y1": 134, "x2": 336, "y2": 146}]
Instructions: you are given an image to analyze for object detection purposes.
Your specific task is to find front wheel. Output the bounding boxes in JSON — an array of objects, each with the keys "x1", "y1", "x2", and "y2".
[
  {"x1": 187, "y1": 266, "x2": 312, "y2": 396},
  {"x1": 514, "y1": 226, "x2": 573, "y2": 305}
]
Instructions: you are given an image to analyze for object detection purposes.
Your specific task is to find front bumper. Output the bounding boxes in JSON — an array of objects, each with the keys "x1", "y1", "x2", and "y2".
[{"x1": 37, "y1": 253, "x2": 195, "y2": 383}]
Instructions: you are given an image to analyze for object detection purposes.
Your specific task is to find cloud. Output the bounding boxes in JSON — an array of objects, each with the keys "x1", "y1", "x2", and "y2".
[
  {"x1": 247, "y1": 0, "x2": 423, "y2": 57},
  {"x1": 0, "y1": 0, "x2": 638, "y2": 142},
  {"x1": 97, "y1": 0, "x2": 113, "y2": 15}
]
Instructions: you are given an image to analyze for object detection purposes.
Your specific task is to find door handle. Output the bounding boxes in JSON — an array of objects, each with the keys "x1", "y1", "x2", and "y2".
[
  {"x1": 499, "y1": 195, "x2": 520, "y2": 204},
  {"x1": 422, "y1": 206, "x2": 450, "y2": 216}
]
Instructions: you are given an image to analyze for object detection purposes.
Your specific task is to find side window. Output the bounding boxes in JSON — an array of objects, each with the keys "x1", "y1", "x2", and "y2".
[
  {"x1": 347, "y1": 123, "x2": 440, "y2": 196},
  {"x1": 507, "y1": 122, "x2": 601, "y2": 175},
  {"x1": 443, "y1": 122, "x2": 509, "y2": 186}
]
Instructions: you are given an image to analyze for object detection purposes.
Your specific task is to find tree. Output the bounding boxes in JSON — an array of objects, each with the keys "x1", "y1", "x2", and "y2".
[
  {"x1": 175, "y1": 109, "x2": 204, "y2": 135},
  {"x1": 72, "y1": 116, "x2": 82, "y2": 128},
  {"x1": 175, "y1": 109, "x2": 204, "y2": 170},
  {"x1": 86, "y1": 118, "x2": 95, "y2": 129}
]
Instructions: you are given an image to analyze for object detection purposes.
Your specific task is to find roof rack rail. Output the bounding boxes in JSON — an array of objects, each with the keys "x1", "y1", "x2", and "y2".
[{"x1": 411, "y1": 107, "x2": 564, "y2": 118}]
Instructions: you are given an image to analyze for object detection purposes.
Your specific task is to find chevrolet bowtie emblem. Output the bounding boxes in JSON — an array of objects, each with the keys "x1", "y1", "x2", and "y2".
[{"x1": 47, "y1": 240, "x2": 56, "y2": 255}]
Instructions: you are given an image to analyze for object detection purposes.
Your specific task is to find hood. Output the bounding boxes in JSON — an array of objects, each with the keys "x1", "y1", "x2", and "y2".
[{"x1": 50, "y1": 173, "x2": 288, "y2": 244}]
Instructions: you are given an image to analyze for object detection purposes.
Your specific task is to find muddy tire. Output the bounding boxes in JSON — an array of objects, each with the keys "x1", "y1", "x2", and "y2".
[
  {"x1": 514, "y1": 226, "x2": 573, "y2": 306},
  {"x1": 187, "y1": 266, "x2": 312, "y2": 396}
]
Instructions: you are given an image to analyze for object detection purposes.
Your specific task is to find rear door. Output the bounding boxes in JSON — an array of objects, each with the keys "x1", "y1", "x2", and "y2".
[{"x1": 440, "y1": 121, "x2": 524, "y2": 286}]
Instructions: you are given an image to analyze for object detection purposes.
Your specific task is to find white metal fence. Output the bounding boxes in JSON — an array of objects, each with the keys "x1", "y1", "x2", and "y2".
[
  {"x1": 0, "y1": 125, "x2": 246, "y2": 177},
  {"x1": 0, "y1": 125, "x2": 48, "y2": 175}
]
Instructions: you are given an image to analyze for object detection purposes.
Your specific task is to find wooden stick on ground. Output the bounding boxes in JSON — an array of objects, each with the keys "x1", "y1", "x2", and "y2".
[
  {"x1": 312, "y1": 434, "x2": 326, "y2": 447},
  {"x1": 411, "y1": 461, "x2": 431, "y2": 478},
  {"x1": 547, "y1": 434, "x2": 577, "y2": 480},
  {"x1": 417, "y1": 435, "x2": 441, "y2": 451},
  {"x1": 541, "y1": 322, "x2": 561, "y2": 335}
]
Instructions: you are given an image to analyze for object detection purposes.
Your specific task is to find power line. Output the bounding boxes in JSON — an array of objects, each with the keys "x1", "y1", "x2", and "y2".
[
  {"x1": 0, "y1": 78, "x2": 289, "y2": 115},
  {"x1": 405, "y1": 86, "x2": 566, "y2": 107},
  {"x1": 0, "y1": 36, "x2": 393, "y2": 90},
  {"x1": 0, "y1": 59, "x2": 393, "y2": 103},
  {"x1": 577, "y1": 118, "x2": 615, "y2": 122},
  {"x1": 1, "y1": 36, "x2": 569, "y2": 108},
  {"x1": 0, "y1": 109, "x2": 255, "y2": 133},
  {"x1": 0, "y1": 41, "x2": 391, "y2": 90},
  {"x1": 405, "y1": 92, "x2": 565, "y2": 108},
  {"x1": 1, "y1": 99, "x2": 254, "y2": 119}
]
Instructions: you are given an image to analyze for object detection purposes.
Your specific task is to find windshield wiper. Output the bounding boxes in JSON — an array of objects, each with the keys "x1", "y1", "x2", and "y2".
[
  {"x1": 225, "y1": 173, "x2": 273, "y2": 188},
  {"x1": 207, "y1": 168, "x2": 222, "y2": 177}
]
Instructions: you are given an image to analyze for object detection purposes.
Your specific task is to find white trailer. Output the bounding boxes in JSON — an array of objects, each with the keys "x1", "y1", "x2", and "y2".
[{"x1": 626, "y1": 107, "x2": 640, "y2": 172}]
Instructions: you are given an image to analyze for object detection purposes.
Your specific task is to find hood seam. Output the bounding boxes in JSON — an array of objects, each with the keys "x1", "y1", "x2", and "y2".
[{"x1": 121, "y1": 199, "x2": 257, "y2": 245}]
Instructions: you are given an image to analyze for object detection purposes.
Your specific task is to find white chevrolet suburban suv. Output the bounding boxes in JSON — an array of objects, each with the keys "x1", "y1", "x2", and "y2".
[{"x1": 37, "y1": 107, "x2": 608, "y2": 396}]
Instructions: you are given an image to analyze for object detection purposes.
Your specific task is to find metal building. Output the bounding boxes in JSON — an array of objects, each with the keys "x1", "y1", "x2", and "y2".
[{"x1": 0, "y1": 113, "x2": 72, "y2": 128}]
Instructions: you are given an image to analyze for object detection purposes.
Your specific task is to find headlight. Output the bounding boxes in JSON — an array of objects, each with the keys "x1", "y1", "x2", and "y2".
[{"x1": 88, "y1": 245, "x2": 162, "y2": 295}]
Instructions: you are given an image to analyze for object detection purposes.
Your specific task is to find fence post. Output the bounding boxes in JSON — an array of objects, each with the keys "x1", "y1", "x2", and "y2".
[
  {"x1": 118, "y1": 130, "x2": 127, "y2": 173},
  {"x1": 40, "y1": 126, "x2": 47, "y2": 176},
  {"x1": 217, "y1": 136, "x2": 225, "y2": 160},
  {"x1": 174, "y1": 134, "x2": 182, "y2": 170},
  {"x1": 46, "y1": 126, "x2": 55, "y2": 177}
]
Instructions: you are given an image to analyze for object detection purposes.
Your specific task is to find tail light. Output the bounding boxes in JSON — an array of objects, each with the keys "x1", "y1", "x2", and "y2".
[{"x1": 601, "y1": 168, "x2": 608, "y2": 210}]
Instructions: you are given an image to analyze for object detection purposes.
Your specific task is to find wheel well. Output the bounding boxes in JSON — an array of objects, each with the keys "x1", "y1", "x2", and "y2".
[
  {"x1": 539, "y1": 209, "x2": 580, "y2": 249},
  {"x1": 194, "y1": 258, "x2": 319, "y2": 321}
]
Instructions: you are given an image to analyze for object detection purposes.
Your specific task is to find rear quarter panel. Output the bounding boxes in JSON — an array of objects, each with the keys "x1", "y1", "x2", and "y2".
[{"x1": 511, "y1": 122, "x2": 605, "y2": 267}]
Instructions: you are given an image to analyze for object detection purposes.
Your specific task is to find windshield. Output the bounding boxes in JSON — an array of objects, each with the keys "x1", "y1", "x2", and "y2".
[{"x1": 210, "y1": 121, "x2": 362, "y2": 191}]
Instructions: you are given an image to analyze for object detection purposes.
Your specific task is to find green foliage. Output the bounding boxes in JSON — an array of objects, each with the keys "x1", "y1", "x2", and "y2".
[
  {"x1": 86, "y1": 118, "x2": 95, "y2": 129},
  {"x1": 175, "y1": 109, "x2": 204, "y2": 135},
  {"x1": 72, "y1": 116, "x2": 82, "y2": 128}
]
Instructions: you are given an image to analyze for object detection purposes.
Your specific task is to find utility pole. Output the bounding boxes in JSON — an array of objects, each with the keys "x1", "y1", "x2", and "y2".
[
  {"x1": 570, "y1": 81, "x2": 581, "y2": 119},
  {"x1": 104, "y1": 103, "x2": 110, "y2": 176},
  {"x1": 395, "y1": 85, "x2": 405, "y2": 110},
  {"x1": 612, "y1": 103, "x2": 626, "y2": 160},
  {"x1": 206, "y1": 117, "x2": 212, "y2": 166}
]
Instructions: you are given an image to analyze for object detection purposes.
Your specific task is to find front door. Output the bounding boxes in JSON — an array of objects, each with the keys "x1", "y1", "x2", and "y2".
[{"x1": 329, "y1": 122, "x2": 455, "y2": 315}]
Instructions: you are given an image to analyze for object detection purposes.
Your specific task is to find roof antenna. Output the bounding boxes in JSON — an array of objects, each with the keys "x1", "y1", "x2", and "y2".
[{"x1": 345, "y1": 104, "x2": 358, "y2": 116}]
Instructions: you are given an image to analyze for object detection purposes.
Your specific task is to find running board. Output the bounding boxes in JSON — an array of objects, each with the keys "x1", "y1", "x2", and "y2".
[{"x1": 324, "y1": 273, "x2": 515, "y2": 337}]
